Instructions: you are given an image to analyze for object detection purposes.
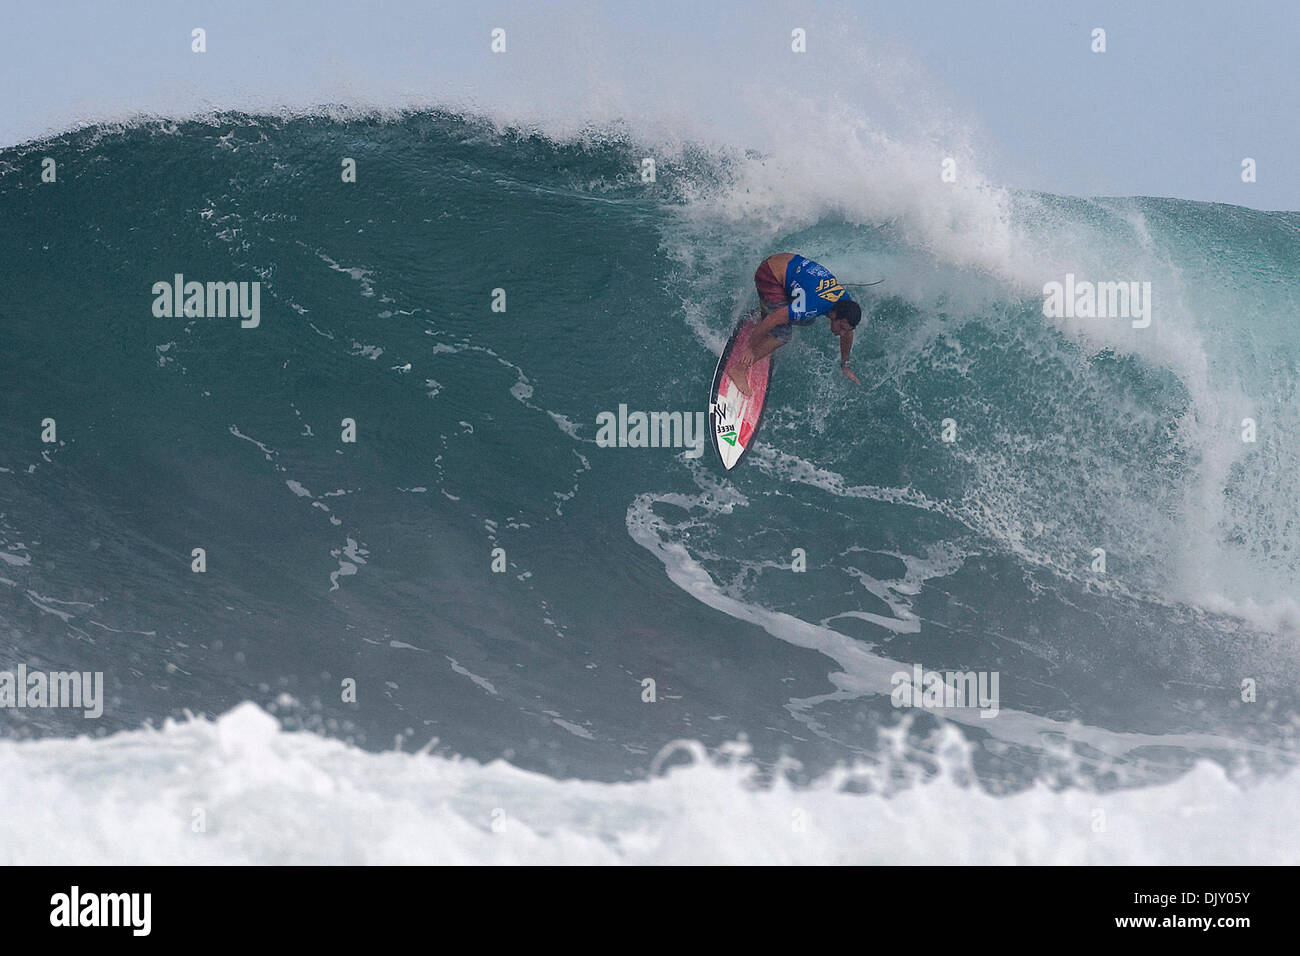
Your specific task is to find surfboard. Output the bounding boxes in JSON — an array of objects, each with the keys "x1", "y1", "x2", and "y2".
[{"x1": 709, "y1": 313, "x2": 774, "y2": 470}]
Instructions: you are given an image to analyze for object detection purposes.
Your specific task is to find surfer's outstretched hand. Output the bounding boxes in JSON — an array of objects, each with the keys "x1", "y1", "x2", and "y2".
[{"x1": 841, "y1": 363, "x2": 861, "y2": 386}]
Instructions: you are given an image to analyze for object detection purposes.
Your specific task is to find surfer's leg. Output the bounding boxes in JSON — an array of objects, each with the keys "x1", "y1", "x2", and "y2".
[
  {"x1": 750, "y1": 323, "x2": 790, "y2": 361},
  {"x1": 755, "y1": 262, "x2": 789, "y2": 317},
  {"x1": 728, "y1": 324, "x2": 786, "y2": 396}
]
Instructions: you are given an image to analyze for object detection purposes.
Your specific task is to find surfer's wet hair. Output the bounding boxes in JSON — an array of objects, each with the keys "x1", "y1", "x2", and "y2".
[{"x1": 831, "y1": 300, "x2": 862, "y2": 328}]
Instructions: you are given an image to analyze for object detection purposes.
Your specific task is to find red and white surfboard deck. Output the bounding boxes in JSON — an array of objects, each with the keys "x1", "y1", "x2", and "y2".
[{"x1": 709, "y1": 316, "x2": 773, "y2": 470}]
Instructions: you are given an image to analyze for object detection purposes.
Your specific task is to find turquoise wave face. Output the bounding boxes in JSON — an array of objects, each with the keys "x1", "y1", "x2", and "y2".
[{"x1": 0, "y1": 112, "x2": 1296, "y2": 788}]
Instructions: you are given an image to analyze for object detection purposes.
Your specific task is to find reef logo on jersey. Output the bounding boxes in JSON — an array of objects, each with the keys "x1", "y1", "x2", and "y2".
[{"x1": 816, "y1": 278, "x2": 846, "y2": 302}]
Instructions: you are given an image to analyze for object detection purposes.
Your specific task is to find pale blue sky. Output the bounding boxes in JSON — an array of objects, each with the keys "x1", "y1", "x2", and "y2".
[{"x1": 3, "y1": 0, "x2": 1295, "y2": 208}]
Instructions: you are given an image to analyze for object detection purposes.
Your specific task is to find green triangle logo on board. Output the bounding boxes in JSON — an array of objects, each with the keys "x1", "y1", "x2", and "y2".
[{"x1": 720, "y1": 430, "x2": 737, "y2": 446}]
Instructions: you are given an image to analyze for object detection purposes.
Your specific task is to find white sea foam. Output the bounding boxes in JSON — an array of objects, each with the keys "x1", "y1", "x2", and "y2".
[{"x1": 0, "y1": 703, "x2": 1293, "y2": 865}]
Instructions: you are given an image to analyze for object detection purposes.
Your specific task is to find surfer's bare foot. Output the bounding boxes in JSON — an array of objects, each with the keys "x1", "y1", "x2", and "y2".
[
  {"x1": 728, "y1": 347, "x2": 754, "y2": 396},
  {"x1": 727, "y1": 368, "x2": 752, "y2": 396}
]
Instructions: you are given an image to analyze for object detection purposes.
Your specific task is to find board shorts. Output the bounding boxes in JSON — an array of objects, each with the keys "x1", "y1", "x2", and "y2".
[{"x1": 754, "y1": 261, "x2": 793, "y2": 341}]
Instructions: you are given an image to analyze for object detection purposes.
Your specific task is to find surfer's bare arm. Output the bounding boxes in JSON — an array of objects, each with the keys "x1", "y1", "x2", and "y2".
[{"x1": 838, "y1": 328, "x2": 861, "y2": 385}]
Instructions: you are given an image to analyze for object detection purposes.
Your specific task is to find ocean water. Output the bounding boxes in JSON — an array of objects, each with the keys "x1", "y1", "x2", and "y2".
[{"x1": 2, "y1": 108, "x2": 1298, "y2": 863}]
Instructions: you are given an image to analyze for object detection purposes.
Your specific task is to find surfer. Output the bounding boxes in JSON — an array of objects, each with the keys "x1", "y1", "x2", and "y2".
[{"x1": 729, "y1": 253, "x2": 862, "y2": 395}]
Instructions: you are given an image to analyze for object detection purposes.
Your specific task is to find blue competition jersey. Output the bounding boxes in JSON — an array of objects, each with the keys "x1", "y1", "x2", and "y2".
[{"x1": 784, "y1": 256, "x2": 851, "y2": 324}]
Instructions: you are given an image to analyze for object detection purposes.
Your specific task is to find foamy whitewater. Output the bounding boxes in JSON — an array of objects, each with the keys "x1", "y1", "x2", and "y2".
[
  {"x1": 1, "y1": 6, "x2": 1298, "y2": 864},
  {"x1": 3, "y1": 703, "x2": 1297, "y2": 865}
]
